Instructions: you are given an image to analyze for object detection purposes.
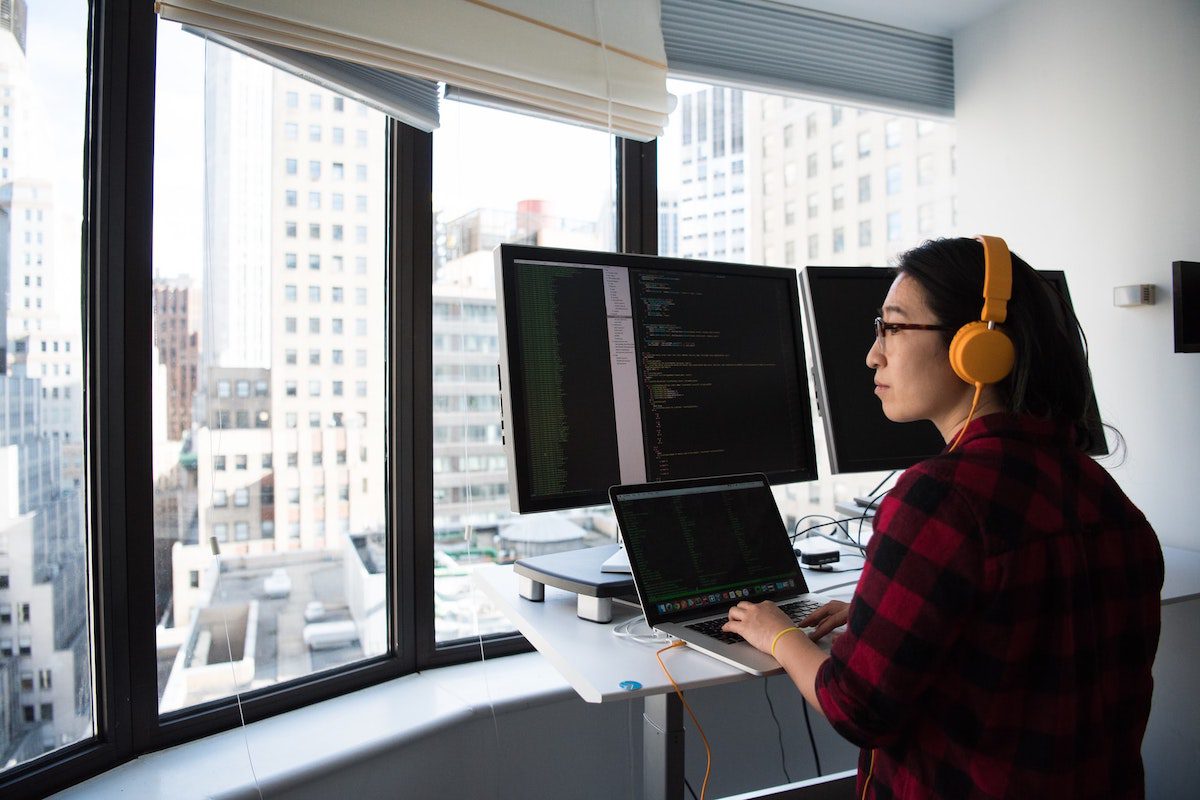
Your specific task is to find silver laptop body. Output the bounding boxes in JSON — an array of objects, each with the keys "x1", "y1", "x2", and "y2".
[{"x1": 609, "y1": 473, "x2": 830, "y2": 676}]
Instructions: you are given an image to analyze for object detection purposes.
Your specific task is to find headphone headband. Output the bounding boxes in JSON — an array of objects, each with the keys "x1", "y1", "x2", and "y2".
[{"x1": 974, "y1": 235, "x2": 1012, "y2": 324}]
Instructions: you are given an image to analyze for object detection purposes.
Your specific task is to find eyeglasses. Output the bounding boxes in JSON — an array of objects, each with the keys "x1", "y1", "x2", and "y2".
[{"x1": 874, "y1": 316, "x2": 953, "y2": 344}]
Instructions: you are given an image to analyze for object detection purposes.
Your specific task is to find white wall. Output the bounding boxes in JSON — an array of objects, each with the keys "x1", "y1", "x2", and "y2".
[{"x1": 954, "y1": 0, "x2": 1200, "y2": 549}]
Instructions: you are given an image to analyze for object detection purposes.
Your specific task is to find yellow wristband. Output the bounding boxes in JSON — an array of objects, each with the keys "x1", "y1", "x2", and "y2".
[{"x1": 770, "y1": 626, "x2": 801, "y2": 658}]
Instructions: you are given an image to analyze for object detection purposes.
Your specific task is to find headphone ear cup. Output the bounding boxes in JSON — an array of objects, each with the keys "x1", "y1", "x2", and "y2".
[{"x1": 949, "y1": 321, "x2": 1015, "y2": 385}]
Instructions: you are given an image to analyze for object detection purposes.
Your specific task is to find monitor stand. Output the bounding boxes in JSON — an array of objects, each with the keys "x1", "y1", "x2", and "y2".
[{"x1": 513, "y1": 544, "x2": 637, "y2": 623}]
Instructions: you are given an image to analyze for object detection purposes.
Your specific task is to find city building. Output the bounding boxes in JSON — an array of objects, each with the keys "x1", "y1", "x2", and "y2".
[
  {"x1": 152, "y1": 278, "x2": 200, "y2": 442},
  {"x1": 750, "y1": 96, "x2": 958, "y2": 268},
  {"x1": 0, "y1": 5, "x2": 88, "y2": 767}
]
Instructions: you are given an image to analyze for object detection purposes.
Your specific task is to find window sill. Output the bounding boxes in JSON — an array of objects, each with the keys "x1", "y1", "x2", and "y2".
[{"x1": 51, "y1": 653, "x2": 572, "y2": 799}]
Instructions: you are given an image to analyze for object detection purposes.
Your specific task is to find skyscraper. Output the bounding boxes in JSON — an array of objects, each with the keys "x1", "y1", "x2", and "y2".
[{"x1": 0, "y1": 6, "x2": 88, "y2": 763}]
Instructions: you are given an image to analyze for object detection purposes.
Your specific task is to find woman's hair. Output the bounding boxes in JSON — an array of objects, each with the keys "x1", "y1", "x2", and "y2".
[{"x1": 894, "y1": 237, "x2": 1109, "y2": 453}]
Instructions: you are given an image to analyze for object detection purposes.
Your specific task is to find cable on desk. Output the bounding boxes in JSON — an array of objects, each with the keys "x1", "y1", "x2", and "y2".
[
  {"x1": 656, "y1": 641, "x2": 712, "y2": 800},
  {"x1": 763, "y1": 679, "x2": 792, "y2": 784},
  {"x1": 613, "y1": 614, "x2": 674, "y2": 646},
  {"x1": 801, "y1": 695, "x2": 823, "y2": 777}
]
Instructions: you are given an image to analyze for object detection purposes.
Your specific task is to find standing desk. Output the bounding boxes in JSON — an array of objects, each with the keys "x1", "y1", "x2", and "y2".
[{"x1": 473, "y1": 557, "x2": 860, "y2": 799}]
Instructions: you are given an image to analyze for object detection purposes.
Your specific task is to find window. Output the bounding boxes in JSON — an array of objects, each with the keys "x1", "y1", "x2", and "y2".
[
  {"x1": 888, "y1": 211, "x2": 903, "y2": 241},
  {"x1": 859, "y1": 219, "x2": 872, "y2": 247},
  {"x1": 831, "y1": 142, "x2": 845, "y2": 169},
  {"x1": 886, "y1": 165, "x2": 902, "y2": 195},
  {"x1": 831, "y1": 184, "x2": 845, "y2": 211},
  {"x1": 806, "y1": 193, "x2": 818, "y2": 219},
  {"x1": 858, "y1": 174, "x2": 871, "y2": 203},
  {"x1": 806, "y1": 152, "x2": 818, "y2": 178},
  {"x1": 918, "y1": 153, "x2": 935, "y2": 186},
  {"x1": 918, "y1": 203, "x2": 935, "y2": 234},
  {"x1": 32, "y1": 16, "x2": 967, "y2": 794},
  {"x1": 857, "y1": 131, "x2": 871, "y2": 158},
  {"x1": 885, "y1": 119, "x2": 902, "y2": 148}
]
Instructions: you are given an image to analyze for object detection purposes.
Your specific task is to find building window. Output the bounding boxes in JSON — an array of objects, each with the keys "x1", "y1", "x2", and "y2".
[
  {"x1": 858, "y1": 219, "x2": 872, "y2": 247},
  {"x1": 886, "y1": 165, "x2": 902, "y2": 195},
  {"x1": 885, "y1": 119, "x2": 902, "y2": 148},
  {"x1": 917, "y1": 153, "x2": 935, "y2": 186},
  {"x1": 887, "y1": 211, "x2": 903, "y2": 241},
  {"x1": 857, "y1": 131, "x2": 870, "y2": 158},
  {"x1": 858, "y1": 175, "x2": 871, "y2": 203}
]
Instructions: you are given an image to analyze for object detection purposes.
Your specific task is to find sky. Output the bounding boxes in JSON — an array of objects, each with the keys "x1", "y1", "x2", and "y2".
[{"x1": 23, "y1": 0, "x2": 87, "y2": 327}]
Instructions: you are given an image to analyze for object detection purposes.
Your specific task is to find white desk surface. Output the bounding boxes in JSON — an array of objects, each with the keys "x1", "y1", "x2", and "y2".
[
  {"x1": 473, "y1": 562, "x2": 857, "y2": 705},
  {"x1": 475, "y1": 543, "x2": 1199, "y2": 706}
]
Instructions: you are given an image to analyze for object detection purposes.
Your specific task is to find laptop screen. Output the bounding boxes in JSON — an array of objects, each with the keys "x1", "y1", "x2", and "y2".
[{"x1": 610, "y1": 475, "x2": 807, "y2": 626}]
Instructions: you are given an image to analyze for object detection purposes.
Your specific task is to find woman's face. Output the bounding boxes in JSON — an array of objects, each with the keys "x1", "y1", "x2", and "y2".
[{"x1": 865, "y1": 274, "x2": 969, "y2": 433}]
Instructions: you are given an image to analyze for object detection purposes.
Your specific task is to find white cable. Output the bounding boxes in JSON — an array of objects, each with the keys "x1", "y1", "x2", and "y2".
[
  {"x1": 611, "y1": 615, "x2": 674, "y2": 646},
  {"x1": 211, "y1": 536, "x2": 264, "y2": 800}
]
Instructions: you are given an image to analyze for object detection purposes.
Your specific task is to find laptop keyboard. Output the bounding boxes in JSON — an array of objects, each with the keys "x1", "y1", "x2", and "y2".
[{"x1": 685, "y1": 599, "x2": 823, "y2": 644}]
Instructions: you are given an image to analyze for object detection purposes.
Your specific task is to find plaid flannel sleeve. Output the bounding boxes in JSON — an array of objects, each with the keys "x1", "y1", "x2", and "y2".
[{"x1": 814, "y1": 465, "x2": 983, "y2": 748}]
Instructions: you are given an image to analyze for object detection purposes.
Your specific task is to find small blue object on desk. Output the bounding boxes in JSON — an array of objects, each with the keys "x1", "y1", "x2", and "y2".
[{"x1": 619, "y1": 680, "x2": 642, "y2": 691}]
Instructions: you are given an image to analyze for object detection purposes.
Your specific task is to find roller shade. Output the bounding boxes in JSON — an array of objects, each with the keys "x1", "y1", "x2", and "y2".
[
  {"x1": 156, "y1": 0, "x2": 672, "y2": 140},
  {"x1": 186, "y1": 27, "x2": 440, "y2": 131},
  {"x1": 661, "y1": 0, "x2": 955, "y2": 118}
]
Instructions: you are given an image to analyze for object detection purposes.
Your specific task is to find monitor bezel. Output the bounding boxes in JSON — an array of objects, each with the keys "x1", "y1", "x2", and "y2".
[{"x1": 496, "y1": 244, "x2": 819, "y2": 513}]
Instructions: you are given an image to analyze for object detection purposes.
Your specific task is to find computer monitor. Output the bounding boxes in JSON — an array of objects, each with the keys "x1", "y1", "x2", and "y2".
[
  {"x1": 799, "y1": 266, "x2": 1107, "y2": 474},
  {"x1": 496, "y1": 244, "x2": 818, "y2": 513}
]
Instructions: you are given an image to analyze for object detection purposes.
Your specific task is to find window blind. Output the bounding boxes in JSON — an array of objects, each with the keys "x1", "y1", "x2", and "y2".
[
  {"x1": 187, "y1": 27, "x2": 440, "y2": 131},
  {"x1": 157, "y1": 0, "x2": 672, "y2": 140},
  {"x1": 660, "y1": 0, "x2": 955, "y2": 118}
]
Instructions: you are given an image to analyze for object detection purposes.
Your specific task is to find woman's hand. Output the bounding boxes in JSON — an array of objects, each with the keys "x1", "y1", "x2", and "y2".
[
  {"x1": 800, "y1": 600, "x2": 849, "y2": 642},
  {"x1": 722, "y1": 601, "x2": 795, "y2": 654}
]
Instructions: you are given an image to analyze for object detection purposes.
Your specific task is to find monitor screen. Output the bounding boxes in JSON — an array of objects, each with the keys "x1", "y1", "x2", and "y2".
[
  {"x1": 497, "y1": 245, "x2": 818, "y2": 513},
  {"x1": 800, "y1": 266, "x2": 1107, "y2": 474}
]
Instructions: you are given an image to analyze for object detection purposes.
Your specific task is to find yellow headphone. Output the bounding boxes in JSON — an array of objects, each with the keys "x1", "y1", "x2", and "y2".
[
  {"x1": 946, "y1": 235, "x2": 1015, "y2": 451},
  {"x1": 948, "y1": 235, "x2": 1015, "y2": 386}
]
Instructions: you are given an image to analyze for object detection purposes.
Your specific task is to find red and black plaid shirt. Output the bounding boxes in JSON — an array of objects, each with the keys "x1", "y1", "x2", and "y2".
[{"x1": 814, "y1": 413, "x2": 1163, "y2": 799}]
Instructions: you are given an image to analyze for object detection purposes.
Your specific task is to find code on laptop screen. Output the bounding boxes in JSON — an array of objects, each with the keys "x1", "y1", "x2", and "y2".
[{"x1": 615, "y1": 480, "x2": 801, "y2": 617}]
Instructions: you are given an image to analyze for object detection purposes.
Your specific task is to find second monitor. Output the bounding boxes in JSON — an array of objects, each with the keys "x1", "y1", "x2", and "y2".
[
  {"x1": 800, "y1": 266, "x2": 1107, "y2": 474},
  {"x1": 496, "y1": 245, "x2": 818, "y2": 513}
]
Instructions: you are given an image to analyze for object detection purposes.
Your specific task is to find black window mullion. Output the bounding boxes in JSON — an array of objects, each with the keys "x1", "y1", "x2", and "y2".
[
  {"x1": 391, "y1": 120, "x2": 428, "y2": 673},
  {"x1": 619, "y1": 137, "x2": 659, "y2": 256}
]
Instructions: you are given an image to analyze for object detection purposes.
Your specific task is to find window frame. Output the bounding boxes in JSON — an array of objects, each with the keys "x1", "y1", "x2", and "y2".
[{"x1": 0, "y1": 3, "x2": 656, "y2": 795}]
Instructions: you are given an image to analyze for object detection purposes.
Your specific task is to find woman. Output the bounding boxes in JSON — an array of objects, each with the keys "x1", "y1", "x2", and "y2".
[{"x1": 723, "y1": 237, "x2": 1163, "y2": 798}]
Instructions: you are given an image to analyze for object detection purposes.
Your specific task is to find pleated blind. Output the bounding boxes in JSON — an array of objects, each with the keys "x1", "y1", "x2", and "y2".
[
  {"x1": 187, "y1": 27, "x2": 441, "y2": 131},
  {"x1": 661, "y1": 0, "x2": 955, "y2": 118},
  {"x1": 156, "y1": 0, "x2": 672, "y2": 140}
]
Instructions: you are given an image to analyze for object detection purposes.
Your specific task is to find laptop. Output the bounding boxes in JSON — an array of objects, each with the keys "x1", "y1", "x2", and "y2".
[{"x1": 609, "y1": 473, "x2": 833, "y2": 676}]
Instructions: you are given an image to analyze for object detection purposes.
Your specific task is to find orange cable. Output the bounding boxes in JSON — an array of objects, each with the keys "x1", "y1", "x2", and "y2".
[
  {"x1": 949, "y1": 382, "x2": 983, "y2": 452},
  {"x1": 861, "y1": 749, "x2": 875, "y2": 799},
  {"x1": 655, "y1": 641, "x2": 712, "y2": 800}
]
